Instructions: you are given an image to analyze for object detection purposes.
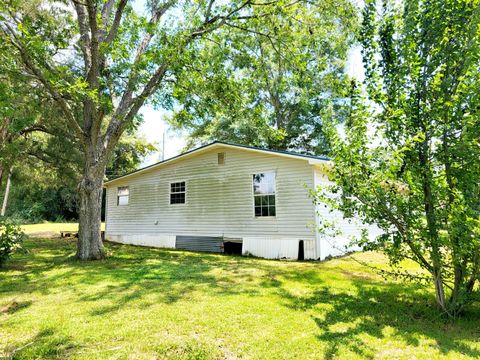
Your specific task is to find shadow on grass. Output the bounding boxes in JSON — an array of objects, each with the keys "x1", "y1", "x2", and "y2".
[
  {"x1": 3, "y1": 328, "x2": 77, "y2": 359},
  {"x1": 0, "y1": 238, "x2": 290, "y2": 316},
  {"x1": 0, "y1": 300, "x2": 32, "y2": 315},
  {"x1": 279, "y1": 277, "x2": 480, "y2": 359},
  {"x1": 2, "y1": 238, "x2": 479, "y2": 359}
]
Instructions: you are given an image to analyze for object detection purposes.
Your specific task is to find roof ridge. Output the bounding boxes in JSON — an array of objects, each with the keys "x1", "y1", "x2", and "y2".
[{"x1": 211, "y1": 140, "x2": 330, "y2": 161}]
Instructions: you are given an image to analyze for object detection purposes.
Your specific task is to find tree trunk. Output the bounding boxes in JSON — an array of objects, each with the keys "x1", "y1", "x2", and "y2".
[
  {"x1": 433, "y1": 270, "x2": 447, "y2": 312},
  {"x1": 418, "y1": 130, "x2": 449, "y2": 313},
  {"x1": 1, "y1": 170, "x2": 11, "y2": 217},
  {"x1": 77, "y1": 159, "x2": 106, "y2": 260},
  {"x1": 0, "y1": 164, "x2": 4, "y2": 192}
]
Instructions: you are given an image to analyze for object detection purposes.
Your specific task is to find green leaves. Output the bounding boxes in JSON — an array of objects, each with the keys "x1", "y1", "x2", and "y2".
[
  {"x1": 167, "y1": 0, "x2": 358, "y2": 154},
  {"x1": 0, "y1": 218, "x2": 25, "y2": 267},
  {"x1": 317, "y1": 0, "x2": 480, "y2": 315}
]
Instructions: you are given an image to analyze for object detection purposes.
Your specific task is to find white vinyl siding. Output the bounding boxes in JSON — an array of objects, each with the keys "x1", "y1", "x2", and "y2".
[
  {"x1": 313, "y1": 167, "x2": 381, "y2": 260},
  {"x1": 105, "y1": 147, "x2": 317, "y2": 247}
]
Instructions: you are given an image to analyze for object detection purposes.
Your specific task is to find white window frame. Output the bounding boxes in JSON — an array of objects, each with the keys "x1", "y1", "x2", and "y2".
[
  {"x1": 169, "y1": 180, "x2": 187, "y2": 205},
  {"x1": 252, "y1": 171, "x2": 276, "y2": 218},
  {"x1": 117, "y1": 186, "x2": 129, "y2": 206}
]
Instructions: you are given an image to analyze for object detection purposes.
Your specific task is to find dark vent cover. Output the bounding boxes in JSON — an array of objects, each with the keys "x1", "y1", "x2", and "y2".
[
  {"x1": 218, "y1": 152, "x2": 225, "y2": 165},
  {"x1": 176, "y1": 236, "x2": 224, "y2": 253}
]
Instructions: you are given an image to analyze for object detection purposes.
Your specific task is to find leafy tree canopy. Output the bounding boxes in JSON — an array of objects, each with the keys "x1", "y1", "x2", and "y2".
[
  {"x1": 168, "y1": 0, "x2": 358, "y2": 154},
  {"x1": 0, "y1": 23, "x2": 155, "y2": 222},
  {"x1": 316, "y1": 0, "x2": 480, "y2": 316}
]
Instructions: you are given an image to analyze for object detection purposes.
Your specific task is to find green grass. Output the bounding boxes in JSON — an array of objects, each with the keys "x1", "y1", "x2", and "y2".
[
  {"x1": 21, "y1": 223, "x2": 105, "y2": 236},
  {"x1": 1, "y1": 237, "x2": 479, "y2": 359}
]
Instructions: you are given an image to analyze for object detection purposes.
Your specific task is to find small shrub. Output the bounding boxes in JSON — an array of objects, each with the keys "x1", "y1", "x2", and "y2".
[{"x1": 0, "y1": 218, "x2": 26, "y2": 266}]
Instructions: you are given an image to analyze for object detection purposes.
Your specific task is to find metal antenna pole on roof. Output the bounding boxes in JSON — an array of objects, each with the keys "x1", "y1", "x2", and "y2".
[{"x1": 162, "y1": 130, "x2": 165, "y2": 161}]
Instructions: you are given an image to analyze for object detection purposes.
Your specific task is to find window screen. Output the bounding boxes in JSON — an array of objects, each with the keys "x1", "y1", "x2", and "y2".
[
  {"x1": 117, "y1": 186, "x2": 129, "y2": 206},
  {"x1": 170, "y1": 181, "x2": 186, "y2": 204}
]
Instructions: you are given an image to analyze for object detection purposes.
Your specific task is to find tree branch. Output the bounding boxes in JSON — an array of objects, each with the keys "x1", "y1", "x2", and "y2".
[
  {"x1": 83, "y1": 0, "x2": 102, "y2": 143},
  {"x1": 104, "y1": 0, "x2": 177, "y2": 148},
  {"x1": 133, "y1": 0, "x2": 177, "y2": 62},
  {"x1": 190, "y1": 0, "x2": 252, "y2": 37},
  {"x1": 101, "y1": 0, "x2": 116, "y2": 28},
  {"x1": 72, "y1": 0, "x2": 92, "y2": 72},
  {"x1": 104, "y1": 63, "x2": 169, "y2": 155},
  {"x1": 1, "y1": 25, "x2": 86, "y2": 144},
  {"x1": 103, "y1": 0, "x2": 266, "y2": 157},
  {"x1": 205, "y1": 0, "x2": 216, "y2": 21},
  {"x1": 103, "y1": 0, "x2": 128, "y2": 44},
  {"x1": 19, "y1": 125, "x2": 53, "y2": 136},
  {"x1": 224, "y1": 21, "x2": 282, "y2": 56}
]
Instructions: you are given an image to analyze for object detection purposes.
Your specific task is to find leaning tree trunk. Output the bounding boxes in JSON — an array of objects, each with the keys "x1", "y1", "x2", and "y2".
[
  {"x1": 0, "y1": 164, "x2": 4, "y2": 193},
  {"x1": 1, "y1": 170, "x2": 11, "y2": 217},
  {"x1": 77, "y1": 156, "x2": 106, "y2": 260}
]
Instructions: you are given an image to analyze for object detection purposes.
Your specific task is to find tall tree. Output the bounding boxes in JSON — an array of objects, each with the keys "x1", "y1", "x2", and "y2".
[
  {"x1": 169, "y1": 0, "x2": 357, "y2": 154},
  {"x1": 0, "y1": 0, "x2": 295, "y2": 259},
  {"x1": 0, "y1": 21, "x2": 154, "y2": 223},
  {"x1": 316, "y1": 0, "x2": 480, "y2": 316}
]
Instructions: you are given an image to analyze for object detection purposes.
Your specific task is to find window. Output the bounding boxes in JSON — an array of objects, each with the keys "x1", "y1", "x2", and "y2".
[
  {"x1": 170, "y1": 181, "x2": 186, "y2": 204},
  {"x1": 117, "y1": 186, "x2": 129, "y2": 206},
  {"x1": 253, "y1": 172, "x2": 276, "y2": 217}
]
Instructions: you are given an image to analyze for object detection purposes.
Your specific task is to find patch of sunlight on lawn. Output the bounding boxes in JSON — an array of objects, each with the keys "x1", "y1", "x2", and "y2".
[
  {"x1": 21, "y1": 222, "x2": 105, "y2": 235},
  {"x1": 0, "y1": 238, "x2": 479, "y2": 359}
]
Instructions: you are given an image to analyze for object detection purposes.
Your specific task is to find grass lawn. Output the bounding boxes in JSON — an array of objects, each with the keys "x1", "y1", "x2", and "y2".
[
  {"x1": 1, "y1": 237, "x2": 479, "y2": 359},
  {"x1": 21, "y1": 223, "x2": 105, "y2": 236}
]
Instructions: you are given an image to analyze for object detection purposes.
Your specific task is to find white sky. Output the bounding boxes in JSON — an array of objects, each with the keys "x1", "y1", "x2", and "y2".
[
  {"x1": 135, "y1": 1, "x2": 365, "y2": 166},
  {"x1": 346, "y1": 46, "x2": 365, "y2": 83},
  {"x1": 138, "y1": 107, "x2": 187, "y2": 165}
]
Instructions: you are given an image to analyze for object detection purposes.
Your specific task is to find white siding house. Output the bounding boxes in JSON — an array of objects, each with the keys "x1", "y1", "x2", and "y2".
[{"x1": 104, "y1": 141, "x2": 365, "y2": 260}]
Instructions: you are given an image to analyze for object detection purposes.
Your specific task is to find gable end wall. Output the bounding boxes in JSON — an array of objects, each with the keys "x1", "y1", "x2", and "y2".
[{"x1": 105, "y1": 147, "x2": 318, "y2": 259}]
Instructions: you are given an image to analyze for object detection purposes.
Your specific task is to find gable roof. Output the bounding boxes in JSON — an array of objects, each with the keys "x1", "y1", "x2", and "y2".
[{"x1": 104, "y1": 141, "x2": 330, "y2": 186}]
